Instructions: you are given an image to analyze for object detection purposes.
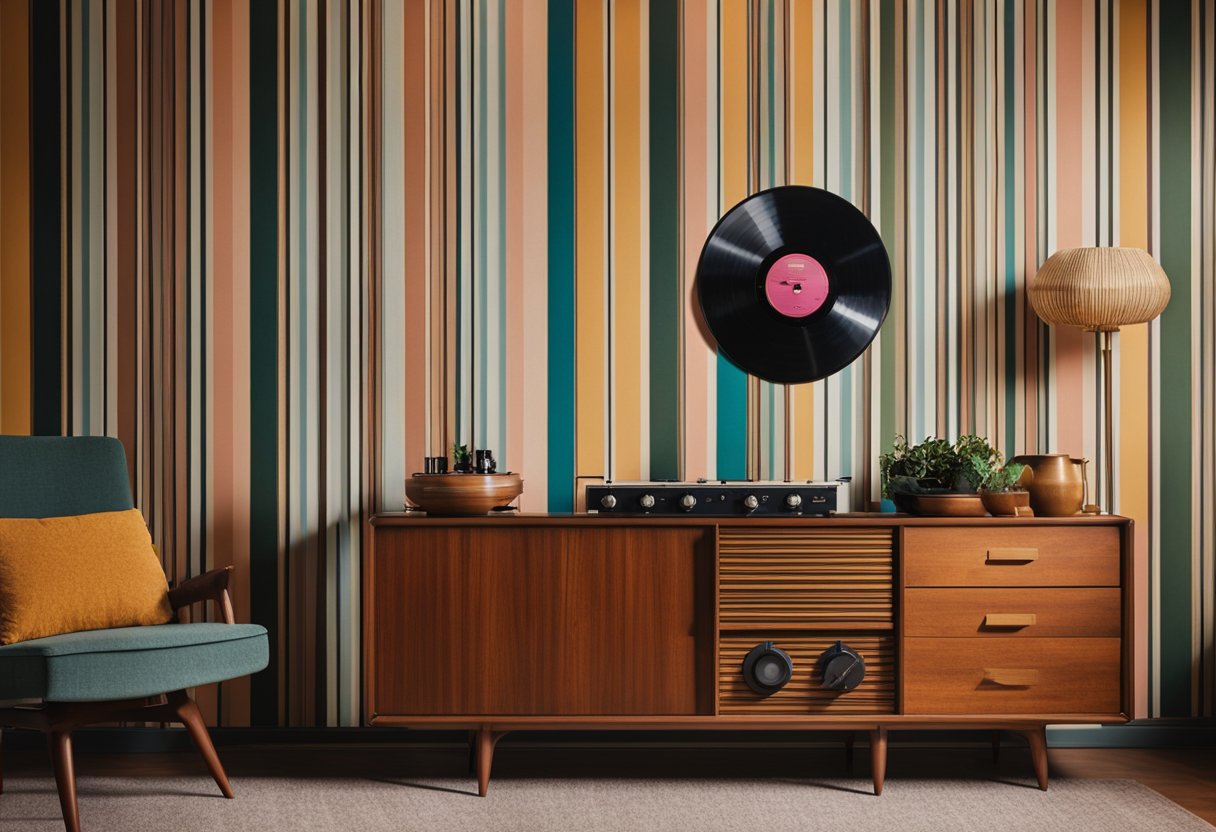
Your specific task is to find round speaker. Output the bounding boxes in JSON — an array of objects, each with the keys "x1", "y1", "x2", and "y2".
[
  {"x1": 818, "y1": 641, "x2": 866, "y2": 692},
  {"x1": 742, "y1": 642, "x2": 794, "y2": 695}
]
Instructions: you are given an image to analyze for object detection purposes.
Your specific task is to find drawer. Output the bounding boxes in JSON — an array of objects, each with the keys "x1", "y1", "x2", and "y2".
[
  {"x1": 905, "y1": 588, "x2": 1121, "y2": 638},
  {"x1": 903, "y1": 637, "x2": 1122, "y2": 715},
  {"x1": 903, "y1": 526, "x2": 1121, "y2": 587}
]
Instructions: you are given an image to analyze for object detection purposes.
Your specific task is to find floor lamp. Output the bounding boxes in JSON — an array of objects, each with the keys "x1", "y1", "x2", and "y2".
[{"x1": 1028, "y1": 247, "x2": 1171, "y2": 514}]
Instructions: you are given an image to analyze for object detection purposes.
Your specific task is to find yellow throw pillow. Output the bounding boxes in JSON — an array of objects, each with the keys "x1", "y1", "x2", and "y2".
[{"x1": 0, "y1": 509, "x2": 173, "y2": 644}]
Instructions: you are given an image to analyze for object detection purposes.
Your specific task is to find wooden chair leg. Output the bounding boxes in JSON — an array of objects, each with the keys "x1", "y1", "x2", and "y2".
[
  {"x1": 1023, "y1": 725, "x2": 1049, "y2": 791},
  {"x1": 49, "y1": 730, "x2": 80, "y2": 832},
  {"x1": 168, "y1": 691, "x2": 234, "y2": 799},
  {"x1": 869, "y1": 727, "x2": 888, "y2": 796}
]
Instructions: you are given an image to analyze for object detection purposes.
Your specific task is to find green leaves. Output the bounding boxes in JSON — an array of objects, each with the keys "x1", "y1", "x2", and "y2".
[{"x1": 880, "y1": 434, "x2": 1011, "y2": 497}]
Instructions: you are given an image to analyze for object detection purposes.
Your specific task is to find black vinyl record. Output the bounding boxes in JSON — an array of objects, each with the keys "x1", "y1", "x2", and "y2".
[{"x1": 695, "y1": 185, "x2": 891, "y2": 384}]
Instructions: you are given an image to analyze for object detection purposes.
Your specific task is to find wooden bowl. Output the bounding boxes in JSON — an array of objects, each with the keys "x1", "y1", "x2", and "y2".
[
  {"x1": 908, "y1": 493, "x2": 988, "y2": 517},
  {"x1": 405, "y1": 473, "x2": 524, "y2": 516},
  {"x1": 979, "y1": 489, "x2": 1032, "y2": 517}
]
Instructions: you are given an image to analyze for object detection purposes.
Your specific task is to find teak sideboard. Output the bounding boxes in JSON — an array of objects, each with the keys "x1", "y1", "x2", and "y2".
[{"x1": 365, "y1": 513, "x2": 1133, "y2": 796}]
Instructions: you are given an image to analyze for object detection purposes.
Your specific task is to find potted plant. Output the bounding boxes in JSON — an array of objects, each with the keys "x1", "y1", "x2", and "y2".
[
  {"x1": 879, "y1": 434, "x2": 1004, "y2": 515},
  {"x1": 968, "y1": 456, "x2": 1030, "y2": 517},
  {"x1": 452, "y1": 443, "x2": 473, "y2": 473}
]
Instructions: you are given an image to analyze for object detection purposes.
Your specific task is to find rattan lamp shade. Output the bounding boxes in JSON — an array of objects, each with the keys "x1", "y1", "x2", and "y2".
[{"x1": 1029, "y1": 247, "x2": 1170, "y2": 332}]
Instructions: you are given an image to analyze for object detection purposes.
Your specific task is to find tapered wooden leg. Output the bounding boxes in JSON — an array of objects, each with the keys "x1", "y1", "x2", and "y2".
[
  {"x1": 49, "y1": 731, "x2": 80, "y2": 832},
  {"x1": 992, "y1": 730, "x2": 1002, "y2": 764},
  {"x1": 1023, "y1": 726, "x2": 1049, "y2": 791},
  {"x1": 169, "y1": 691, "x2": 234, "y2": 798},
  {"x1": 869, "y1": 727, "x2": 887, "y2": 796},
  {"x1": 844, "y1": 734, "x2": 855, "y2": 772},
  {"x1": 475, "y1": 729, "x2": 506, "y2": 797}
]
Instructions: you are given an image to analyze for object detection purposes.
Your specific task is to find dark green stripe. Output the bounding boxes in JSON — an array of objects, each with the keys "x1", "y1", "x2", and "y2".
[
  {"x1": 547, "y1": 0, "x2": 575, "y2": 511},
  {"x1": 648, "y1": 0, "x2": 679, "y2": 480},
  {"x1": 31, "y1": 0, "x2": 62, "y2": 436},
  {"x1": 1157, "y1": 0, "x2": 1192, "y2": 719},
  {"x1": 248, "y1": 0, "x2": 279, "y2": 727}
]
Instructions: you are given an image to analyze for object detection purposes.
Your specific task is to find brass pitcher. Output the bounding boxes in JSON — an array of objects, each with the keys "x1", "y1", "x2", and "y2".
[{"x1": 1009, "y1": 454, "x2": 1089, "y2": 517}]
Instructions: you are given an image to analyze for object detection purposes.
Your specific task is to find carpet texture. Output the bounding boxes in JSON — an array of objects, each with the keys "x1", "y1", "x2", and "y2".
[{"x1": 2, "y1": 776, "x2": 1212, "y2": 832}]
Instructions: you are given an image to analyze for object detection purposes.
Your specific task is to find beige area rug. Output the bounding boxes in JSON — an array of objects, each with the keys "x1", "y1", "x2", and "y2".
[{"x1": 2, "y1": 775, "x2": 1211, "y2": 832}]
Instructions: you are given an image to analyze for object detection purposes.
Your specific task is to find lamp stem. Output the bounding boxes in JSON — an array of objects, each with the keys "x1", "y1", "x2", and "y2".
[{"x1": 1102, "y1": 330, "x2": 1115, "y2": 515}]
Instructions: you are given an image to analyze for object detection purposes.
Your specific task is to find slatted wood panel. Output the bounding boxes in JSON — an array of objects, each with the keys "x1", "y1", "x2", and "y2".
[
  {"x1": 718, "y1": 635, "x2": 895, "y2": 715},
  {"x1": 718, "y1": 529, "x2": 895, "y2": 630}
]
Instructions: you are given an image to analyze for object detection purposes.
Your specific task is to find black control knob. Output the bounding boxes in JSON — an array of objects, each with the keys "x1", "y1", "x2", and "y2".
[
  {"x1": 819, "y1": 641, "x2": 865, "y2": 691},
  {"x1": 742, "y1": 642, "x2": 793, "y2": 695}
]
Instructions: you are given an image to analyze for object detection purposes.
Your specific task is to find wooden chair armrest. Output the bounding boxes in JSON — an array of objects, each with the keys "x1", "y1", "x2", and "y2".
[{"x1": 168, "y1": 566, "x2": 236, "y2": 624}]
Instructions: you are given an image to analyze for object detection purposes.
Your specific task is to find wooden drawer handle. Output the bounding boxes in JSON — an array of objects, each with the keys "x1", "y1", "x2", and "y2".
[
  {"x1": 983, "y1": 613, "x2": 1037, "y2": 628},
  {"x1": 986, "y1": 547, "x2": 1039, "y2": 563},
  {"x1": 982, "y1": 668, "x2": 1039, "y2": 687}
]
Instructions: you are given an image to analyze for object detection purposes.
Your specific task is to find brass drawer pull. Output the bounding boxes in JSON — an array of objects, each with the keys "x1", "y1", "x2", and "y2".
[
  {"x1": 986, "y1": 547, "x2": 1039, "y2": 563},
  {"x1": 983, "y1": 613, "x2": 1037, "y2": 628},
  {"x1": 982, "y1": 668, "x2": 1039, "y2": 687}
]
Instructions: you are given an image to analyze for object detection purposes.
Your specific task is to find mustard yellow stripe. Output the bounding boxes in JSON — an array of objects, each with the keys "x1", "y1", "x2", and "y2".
[
  {"x1": 0, "y1": 0, "x2": 32, "y2": 435},
  {"x1": 1116, "y1": 0, "x2": 1150, "y2": 686},
  {"x1": 789, "y1": 0, "x2": 814, "y2": 478},
  {"x1": 720, "y1": 0, "x2": 749, "y2": 207},
  {"x1": 612, "y1": 0, "x2": 644, "y2": 480},
  {"x1": 576, "y1": 0, "x2": 607, "y2": 484}
]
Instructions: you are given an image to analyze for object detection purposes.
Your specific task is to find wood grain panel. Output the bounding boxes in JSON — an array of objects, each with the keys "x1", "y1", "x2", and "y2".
[
  {"x1": 719, "y1": 528, "x2": 895, "y2": 630},
  {"x1": 371, "y1": 526, "x2": 712, "y2": 716},
  {"x1": 903, "y1": 527, "x2": 1121, "y2": 587},
  {"x1": 903, "y1": 638, "x2": 1122, "y2": 715},
  {"x1": 905, "y1": 588, "x2": 1121, "y2": 637},
  {"x1": 718, "y1": 635, "x2": 895, "y2": 715}
]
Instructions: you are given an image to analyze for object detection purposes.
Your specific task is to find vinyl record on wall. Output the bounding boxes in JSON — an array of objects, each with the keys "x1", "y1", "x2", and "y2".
[{"x1": 695, "y1": 185, "x2": 892, "y2": 384}]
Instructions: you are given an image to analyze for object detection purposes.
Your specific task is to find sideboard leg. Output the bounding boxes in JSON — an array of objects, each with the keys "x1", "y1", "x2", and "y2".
[
  {"x1": 869, "y1": 728, "x2": 888, "y2": 796},
  {"x1": 844, "y1": 734, "x2": 855, "y2": 772},
  {"x1": 475, "y1": 729, "x2": 506, "y2": 797},
  {"x1": 1023, "y1": 726, "x2": 1049, "y2": 791},
  {"x1": 991, "y1": 731, "x2": 1002, "y2": 764}
]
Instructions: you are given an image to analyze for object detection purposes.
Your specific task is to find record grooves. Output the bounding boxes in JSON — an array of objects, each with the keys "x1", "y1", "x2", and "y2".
[{"x1": 695, "y1": 185, "x2": 892, "y2": 384}]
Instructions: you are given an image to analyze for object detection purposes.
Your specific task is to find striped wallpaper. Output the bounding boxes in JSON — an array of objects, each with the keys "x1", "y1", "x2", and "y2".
[{"x1": 0, "y1": 0, "x2": 1213, "y2": 725}]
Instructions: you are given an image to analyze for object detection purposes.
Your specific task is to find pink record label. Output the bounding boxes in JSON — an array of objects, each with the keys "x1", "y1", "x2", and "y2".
[{"x1": 764, "y1": 253, "x2": 830, "y2": 318}]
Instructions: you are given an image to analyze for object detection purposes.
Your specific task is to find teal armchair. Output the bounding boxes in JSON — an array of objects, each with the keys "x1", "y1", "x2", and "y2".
[{"x1": 0, "y1": 436, "x2": 269, "y2": 832}]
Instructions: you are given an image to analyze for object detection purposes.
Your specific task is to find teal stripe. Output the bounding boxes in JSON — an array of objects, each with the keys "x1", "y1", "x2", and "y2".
[
  {"x1": 648, "y1": 0, "x2": 680, "y2": 480},
  {"x1": 248, "y1": 0, "x2": 279, "y2": 727},
  {"x1": 1157, "y1": 0, "x2": 1193, "y2": 719},
  {"x1": 547, "y1": 0, "x2": 575, "y2": 510},
  {"x1": 717, "y1": 355, "x2": 748, "y2": 479},
  {"x1": 878, "y1": 0, "x2": 896, "y2": 454}
]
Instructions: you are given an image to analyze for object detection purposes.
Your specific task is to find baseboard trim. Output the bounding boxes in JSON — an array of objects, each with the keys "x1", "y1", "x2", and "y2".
[{"x1": 2, "y1": 721, "x2": 1213, "y2": 754}]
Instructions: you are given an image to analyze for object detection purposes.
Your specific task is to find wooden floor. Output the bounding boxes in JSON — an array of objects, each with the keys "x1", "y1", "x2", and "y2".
[{"x1": 5, "y1": 741, "x2": 1215, "y2": 825}]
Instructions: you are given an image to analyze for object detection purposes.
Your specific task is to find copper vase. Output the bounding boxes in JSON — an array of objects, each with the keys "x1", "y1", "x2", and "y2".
[{"x1": 1009, "y1": 454, "x2": 1088, "y2": 517}]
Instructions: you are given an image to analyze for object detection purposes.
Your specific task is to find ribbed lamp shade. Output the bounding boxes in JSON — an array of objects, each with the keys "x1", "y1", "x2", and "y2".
[{"x1": 1029, "y1": 247, "x2": 1171, "y2": 332}]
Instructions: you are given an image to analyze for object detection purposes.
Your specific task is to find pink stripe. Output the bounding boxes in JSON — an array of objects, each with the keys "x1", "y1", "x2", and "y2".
[{"x1": 681, "y1": 1, "x2": 710, "y2": 479}]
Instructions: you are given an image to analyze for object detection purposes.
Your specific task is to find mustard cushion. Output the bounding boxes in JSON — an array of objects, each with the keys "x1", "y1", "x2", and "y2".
[{"x1": 0, "y1": 509, "x2": 173, "y2": 645}]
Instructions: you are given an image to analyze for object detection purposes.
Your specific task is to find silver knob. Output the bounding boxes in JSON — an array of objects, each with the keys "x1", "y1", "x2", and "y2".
[
  {"x1": 639, "y1": 493, "x2": 656, "y2": 510},
  {"x1": 600, "y1": 494, "x2": 617, "y2": 509},
  {"x1": 785, "y1": 493, "x2": 803, "y2": 509},
  {"x1": 680, "y1": 493, "x2": 697, "y2": 511},
  {"x1": 743, "y1": 494, "x2": 759, "y2": 511}
]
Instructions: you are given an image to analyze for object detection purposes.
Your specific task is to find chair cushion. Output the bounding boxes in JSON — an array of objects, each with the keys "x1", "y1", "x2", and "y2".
[
  {"x1": 0, "y1": 509, "x2": 174, "y2": 644},
  {"x1": 0, "y1": 623, "x2": 269, "y2": 702},
  {"x1": 0, "y1": 436, "x2": 134, "y2": 519}
]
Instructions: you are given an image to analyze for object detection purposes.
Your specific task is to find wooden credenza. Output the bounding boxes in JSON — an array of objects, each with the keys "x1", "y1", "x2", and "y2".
[{"x1": 365, "y1": 514, "x2": 1132, "y2": 795}]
